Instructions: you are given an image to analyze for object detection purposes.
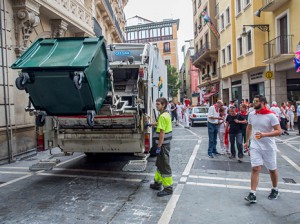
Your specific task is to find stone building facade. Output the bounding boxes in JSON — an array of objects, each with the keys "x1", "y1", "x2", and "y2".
[{"x1": 0, "y1": 0, "x2": 127, "y2": 163}]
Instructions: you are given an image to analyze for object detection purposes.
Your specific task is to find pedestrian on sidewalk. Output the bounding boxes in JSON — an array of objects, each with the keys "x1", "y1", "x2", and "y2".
[
  {"x1": 207, "y1": 100, "x2": 224, "y2": 158},
  {"x1": 225, "y1": 106, "x2": 245, "y2": 162},
  {"x1": 244, "y1": 95, "x2": 281, "y2": 203},
  {"x1": 150, "y1": 97, "x2": 173, "y2": 197},
  {"x1": 183, "y1": 96, "x2": 190, "y2": 129},
  {"x1": 286, "y1": 101, "x2": 295, "y2": 131}
]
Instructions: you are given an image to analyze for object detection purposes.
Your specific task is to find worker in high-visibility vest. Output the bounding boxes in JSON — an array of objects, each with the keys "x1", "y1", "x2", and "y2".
[{"x1": 150, "y1": 97, "x2": 173, "y2": 197}]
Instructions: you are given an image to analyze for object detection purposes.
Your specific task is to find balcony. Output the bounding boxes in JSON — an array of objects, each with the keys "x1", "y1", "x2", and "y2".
[
  {"x1": 96, "y1": 0, "x2": 126, "y2": 42},
  {"x1": 262, "y1": 0, "x2": 290, "y2": 12},
  {"x1": 192, "y1": 42, "x2": 218, "y2": 68},
  {"x1": 263, "y1": 35, "x2": 294, "y2": 64},
  {"x1": 37, "y1": 0, "x2": 93, "y2": 35}
]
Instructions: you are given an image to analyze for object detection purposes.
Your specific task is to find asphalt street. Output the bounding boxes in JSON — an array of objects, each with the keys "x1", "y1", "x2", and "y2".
[{"x1": 0, "y1": 124, "x2": 300, "y2": 224}]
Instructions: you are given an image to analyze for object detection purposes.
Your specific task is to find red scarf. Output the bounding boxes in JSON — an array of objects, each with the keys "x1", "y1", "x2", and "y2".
[
  {"x1": 255, "y1": 107, "x2": 275, "y2": 115},
  {"x1": 240, "y1": 111, "x2": 248, "y2": 116},
  {"x1": 214, "y1": 104, "x2": 219, "y2": 113}
]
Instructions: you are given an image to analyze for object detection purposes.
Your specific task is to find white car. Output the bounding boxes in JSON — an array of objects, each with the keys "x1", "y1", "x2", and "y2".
[{"x1": 189, "y1": 106, "x2": 208, "y2": 127}]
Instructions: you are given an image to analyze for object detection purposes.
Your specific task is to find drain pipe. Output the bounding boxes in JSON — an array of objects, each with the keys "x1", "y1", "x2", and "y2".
[{"x1": 0, "y1": 1, "x2": 12, "y2": 163}]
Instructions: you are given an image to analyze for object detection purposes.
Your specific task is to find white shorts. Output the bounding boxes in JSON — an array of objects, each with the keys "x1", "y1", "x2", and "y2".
[{"x1": 250, "y1": 147, "x2": 277, "y2": 170}]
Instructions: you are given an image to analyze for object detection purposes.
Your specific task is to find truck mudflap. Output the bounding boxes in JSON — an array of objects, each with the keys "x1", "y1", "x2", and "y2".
[{"x1": 57, "y1": 115, "x2": 138, "y2": 129}]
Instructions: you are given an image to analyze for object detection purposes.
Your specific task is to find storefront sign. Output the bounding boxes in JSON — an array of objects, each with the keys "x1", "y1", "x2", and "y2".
[{"x1": 250, "y1": 72, "x2": 263, "y2": 81}]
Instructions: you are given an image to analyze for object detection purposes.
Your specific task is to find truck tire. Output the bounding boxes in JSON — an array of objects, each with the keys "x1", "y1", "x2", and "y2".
[
  {"x1": 36, "y1": 115, "x2": 45, "y2": 127},
  {"x1": 15, "y1": 76, "x2": 26, "y2": 90}
]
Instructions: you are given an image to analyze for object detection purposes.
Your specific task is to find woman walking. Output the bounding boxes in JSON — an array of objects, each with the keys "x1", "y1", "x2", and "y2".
[{"x1": 280, "y1": 102, "x2": 289, "y2": 135}]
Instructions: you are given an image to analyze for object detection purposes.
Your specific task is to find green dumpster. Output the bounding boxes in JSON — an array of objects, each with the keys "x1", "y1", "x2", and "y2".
[{"x1": 11, "y1": 37, "x2": 108, "y2": 121}]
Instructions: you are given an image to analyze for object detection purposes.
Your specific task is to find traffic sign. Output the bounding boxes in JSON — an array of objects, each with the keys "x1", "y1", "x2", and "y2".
[{"x1": 265, "y1": 71, "x2": 273, "y2": 79}]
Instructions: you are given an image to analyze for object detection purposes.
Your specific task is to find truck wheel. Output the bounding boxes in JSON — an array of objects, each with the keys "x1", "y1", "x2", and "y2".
[
  {"x1": 15, "y1": 77, "x2": 26, "y2": 90},
  {"x1": 87, "y1": 114, "x2": 94, "y2": 127},
  {"x1": 73, "y1": 75, "x2": 82, "y2": 90},
  {"x1": 36, "y1": 115, "x2": 45, "y2": 127}
]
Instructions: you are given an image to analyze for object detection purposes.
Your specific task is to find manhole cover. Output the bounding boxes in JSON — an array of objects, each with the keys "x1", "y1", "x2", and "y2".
[
  {"x1": 122, "y1": 160, "x2": 147, "y2": 172},
  {"x1": 282, "y1": 178, "x2": 296, "y2": 184},
  {"x1": 193, "y1": 159, "x2": 269, "y2": 174}
]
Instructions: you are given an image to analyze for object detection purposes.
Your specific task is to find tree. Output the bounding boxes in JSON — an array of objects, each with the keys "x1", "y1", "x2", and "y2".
[{"x1": 167, "y1": 65, "x2": 182, "y2": 97}]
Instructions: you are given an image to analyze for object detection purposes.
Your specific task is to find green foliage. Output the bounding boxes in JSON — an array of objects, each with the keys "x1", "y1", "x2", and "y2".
[{"x1": 167, "y1": 65, "x2": 181, "y2": 97}]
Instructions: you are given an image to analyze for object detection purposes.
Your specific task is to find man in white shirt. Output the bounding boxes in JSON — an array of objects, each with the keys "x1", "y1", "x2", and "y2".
[
  {"x1": 207, "y1": 100, "x2": 223, "y2": 158},
  {"x1": 244, "y1": 95, "x2": 281, "y2": 203},
  {"x1": 270, "y1": 101, "x2": 281, "y2": 120}
]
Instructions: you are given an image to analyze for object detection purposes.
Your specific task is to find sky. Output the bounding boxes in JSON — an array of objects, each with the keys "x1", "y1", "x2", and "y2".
[{"x1": 124, "y1": 0, "x2": 194, "y2": 66}]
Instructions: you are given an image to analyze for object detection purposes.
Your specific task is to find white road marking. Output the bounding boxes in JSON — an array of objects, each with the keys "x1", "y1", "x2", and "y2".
[
  {"x1": 182, "y1": 143, "x2": 201, "y2": 176},
  {"x1": 278, "y1": 150, "x2": 300, "y2": 173},
  {"x1": 37, "y1": 172, "x2": 142, "y2": 182},
  {"x1": 158, "y1": 184, "x2": 184, "y2": 224},
  {"x1": 189, "y1": 175, "x2": 300, "y2": 186},
  {"x1": 172, "y1": 139, "x2": 199, "y2": 141},
  {"x1": 56, "y1": 154, "x2": 85, "y2": 166},
  {"x1": 285, "y1": 143, "x2": 300, "y2": 153},
  {"x1": 0, "y1": 171, "x2": 31, "y2": 175},
  {"x1": 0, "y1": 174, "x2": 33, "y2": 188},
  {"x1": 158, "y1": 129, "x2": 202, "y2": 224},
  {"x1": 186, "y1": 182, "x2": 300, "y2": 194}
]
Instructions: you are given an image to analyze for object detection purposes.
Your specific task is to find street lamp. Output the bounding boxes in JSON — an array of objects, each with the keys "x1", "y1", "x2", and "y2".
[{"x1": 242, "y1": 24, "x2": 272, "y2": 103}]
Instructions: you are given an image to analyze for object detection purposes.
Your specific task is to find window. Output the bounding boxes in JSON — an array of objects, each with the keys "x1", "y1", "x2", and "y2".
[
  {"x1": 163, "y1": 42, "x2": 170, "y2": 52},
  {"x1": 237, "y1": 36, "x2": 243, "y2": 57},
  {"x1": 212, "y1": 61, "x2": 217, "y2": 75},
  {"x1": 245, "y1": 30, "x2": 252, "y2": 52},
  {"x1": 165, "y1": 60, "x2": 170, "y2": 65},
  {"x1": 244, "y1": 0, "x2": 251, "y2": 8},
  {"x1": 236, "y1": 0, "x2": 242, "y2": 15},
  {"x1": 206, "y1": 64, "x2": 210, "y2": 75},
  {"x1": 227, "y1": 44, "x2": 232, "y2": 62},
  {"x1": 226, "y1": 7, "x2": 230, "y2": 25},
  {"x1": 194, "y1": 22, "x2": 198, "y2": 36},
  {"x1": 222, "y1": 48, "x2": 226, "y2": 64},
  {"x1": 199, "y1": 16, "x2": 203, "y2": 30},
  {"x1": 220, "y1": 14, "x2": 225, "y2": 30},
  {"x1": 193, "y1": 0, "x2": 196, "y2": 14},
  {"x1": 162, "y1": 26, "x2": 172, "y2": 36}
]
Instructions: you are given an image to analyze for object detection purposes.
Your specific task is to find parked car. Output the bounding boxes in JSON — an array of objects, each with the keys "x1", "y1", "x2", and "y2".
[{"x1": 189, "y1": 106, "x2": 208, "y2": 127}]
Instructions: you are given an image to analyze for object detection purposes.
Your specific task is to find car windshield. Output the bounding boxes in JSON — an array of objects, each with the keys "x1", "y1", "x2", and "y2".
[{"x1": 194, "y1": 108, "x2": 208, "y2": 113}]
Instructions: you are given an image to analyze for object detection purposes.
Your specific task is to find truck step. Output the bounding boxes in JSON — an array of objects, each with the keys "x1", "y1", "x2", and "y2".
[{"x1": 122, "y1": 159, "x2": 147, "y2": 172}]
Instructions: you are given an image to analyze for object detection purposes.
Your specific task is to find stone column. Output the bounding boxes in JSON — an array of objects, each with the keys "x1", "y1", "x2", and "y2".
[
  {"x1": 12, "y1": 0, "x2": 41, "y2": 57},
  {"x1": 241, "y1": 72, "x2": 249, "y2": 101},
  {"x1": 51, "y1": 19, "x2": 68, "y2": 38}
]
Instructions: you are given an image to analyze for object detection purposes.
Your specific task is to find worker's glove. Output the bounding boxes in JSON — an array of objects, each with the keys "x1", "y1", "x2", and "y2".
[{"x1": 156, "y1": 147, "x2": 161, "y2": 154}]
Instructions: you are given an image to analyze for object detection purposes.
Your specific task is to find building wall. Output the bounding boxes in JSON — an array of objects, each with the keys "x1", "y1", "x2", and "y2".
[{"x1": 0, "y1": 0, "x2": 127, "y2": 163}]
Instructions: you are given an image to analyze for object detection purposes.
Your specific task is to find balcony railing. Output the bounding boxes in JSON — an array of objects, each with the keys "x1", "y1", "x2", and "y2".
[
  {"x1": 193, "y1": 42, "x2": 211, "y2": 63},
  {"x1": 104, "y1": 0, "x2": 126, "y2": 42},
  {"x1": 263, "y1": 35, "x2": 294, "y2": 60},
  {"x1": 202, "y1": 74, "x2": 210, "y2": 81},
  {"x1": 262, "y1": 0, "x2": 290, "y2": 12}
]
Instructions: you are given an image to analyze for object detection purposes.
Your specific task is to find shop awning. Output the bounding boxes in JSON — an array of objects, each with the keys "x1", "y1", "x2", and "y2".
[{"x1": 203, "y1": 92, "x2": 218, "y2": 99}]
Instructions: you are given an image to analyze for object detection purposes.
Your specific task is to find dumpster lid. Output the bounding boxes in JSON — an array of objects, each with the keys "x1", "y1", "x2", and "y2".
[{"x1": 11, "y1": 37, "x2": 106, "y2": 69}]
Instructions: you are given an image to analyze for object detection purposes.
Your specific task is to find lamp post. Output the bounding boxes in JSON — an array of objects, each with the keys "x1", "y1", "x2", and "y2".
[{"x1": 242, "y1": 24, "x2": 272, "y2": 103}]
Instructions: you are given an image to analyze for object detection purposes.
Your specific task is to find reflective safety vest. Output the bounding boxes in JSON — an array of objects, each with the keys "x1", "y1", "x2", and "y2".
[{"x1": 153, "y1": 112, "x2": 172, "y2": 145}]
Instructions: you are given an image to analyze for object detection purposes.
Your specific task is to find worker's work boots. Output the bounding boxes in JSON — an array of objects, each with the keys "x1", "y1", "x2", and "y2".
[
  {"x1": 157, "y1": 186, "x2": 173, "y2": 197},
  {"x1": 150, "y1": 182, "x2": 162, "y2": 190}
]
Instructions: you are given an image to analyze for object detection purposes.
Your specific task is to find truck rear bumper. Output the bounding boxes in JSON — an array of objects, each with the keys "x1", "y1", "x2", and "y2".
[{"x1": 58, "y1": 133, "x2": 143, "y2": 153}]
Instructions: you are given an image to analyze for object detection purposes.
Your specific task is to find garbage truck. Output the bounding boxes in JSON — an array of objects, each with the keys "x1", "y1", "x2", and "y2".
[{"x1": 11, "y1": 37, "x2": 168, "y2": 154}]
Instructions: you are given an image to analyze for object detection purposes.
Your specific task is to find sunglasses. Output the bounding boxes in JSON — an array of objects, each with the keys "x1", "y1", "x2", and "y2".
[{"x1": 253, "y1": 100, "x2": 260, "y2": 103}]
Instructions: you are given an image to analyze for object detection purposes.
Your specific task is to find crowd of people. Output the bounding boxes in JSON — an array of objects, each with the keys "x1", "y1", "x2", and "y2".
[{"x1": 149, "y1": 95, "x2": 299, "y2": 202}]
